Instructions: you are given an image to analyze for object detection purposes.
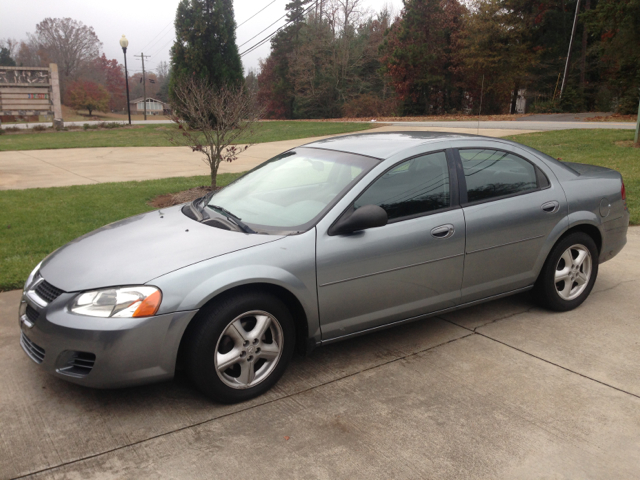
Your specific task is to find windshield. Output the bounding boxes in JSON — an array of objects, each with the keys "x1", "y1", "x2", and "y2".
[{"x1": 207, "y1": 147, "x2": 379, "y2": 234}]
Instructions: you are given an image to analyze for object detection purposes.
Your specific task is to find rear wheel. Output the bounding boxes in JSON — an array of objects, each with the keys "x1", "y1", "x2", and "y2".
[
  {"x1": 534, "y1": 232, "x2": 598, "y2": 312},
  {"x1": 184, "y1": 292, "x2": 295, "y2": 403}
]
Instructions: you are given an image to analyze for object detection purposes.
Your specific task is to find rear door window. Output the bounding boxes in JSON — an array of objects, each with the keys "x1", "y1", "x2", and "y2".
[{"x1": 458, "y1": 149, "x2": 538, "y2": 203}]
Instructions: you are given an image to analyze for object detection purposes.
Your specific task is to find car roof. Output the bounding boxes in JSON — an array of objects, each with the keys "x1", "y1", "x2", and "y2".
[{"x1": 302, "y1": 131, "x2": 489, "y2": 159}]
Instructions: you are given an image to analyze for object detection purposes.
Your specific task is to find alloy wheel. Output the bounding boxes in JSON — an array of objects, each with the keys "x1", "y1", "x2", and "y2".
[
  {"x1": 214, "y1": 310, "x2": 284, "y2": 389},
  {"x1": 554, "y1": 244, "x2": 592, "y2": 301}
]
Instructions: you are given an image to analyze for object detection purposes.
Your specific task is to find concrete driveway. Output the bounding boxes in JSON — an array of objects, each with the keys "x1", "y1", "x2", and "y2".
[
  {"x1": 0, "y1": 125, "x2": 539, "y2": 190},
  {"x1": 1, "y1": 228, "x2": 639, "y2": 479}
]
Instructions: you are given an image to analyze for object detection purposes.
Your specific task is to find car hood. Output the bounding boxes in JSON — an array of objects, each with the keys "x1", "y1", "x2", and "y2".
[{"x1": 40, "y1": 205, "x2": 283, "y2": 292}]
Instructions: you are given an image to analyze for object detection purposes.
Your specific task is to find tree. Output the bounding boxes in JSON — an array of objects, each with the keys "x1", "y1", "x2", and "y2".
[
  {"x1": 245, "y1": 68, "x2": 259, "y2": 94},
  {"x1": 0, "y1": 38, "x2": 18, "y2": 66},
  {"x1": 457, "y1": 0, "x2": 539, "y2": 114},
  {"x1": 129, "y1": 72, "x2": 160, "y2": 100},
  {"x1": 0, "y1": 47, "x2": 15, "y2": 66},
  {"x1": 156, "y1": 61, "x2": 172, "y2": 102},
  {"x1": 0, "y1": 38, "x2": 19, "y2": 59},
  {"x1": 31, "y1": 18, "x2": 102, "y2": 94},
  {"x1": 168, "y1": 77, "x2": 262, "y2": 188},
  {"x1": 66, "y1": 80, "x2": 110, "y2": 116},
  {"x1": 380, "y1": 0, "x2": 466, "y2": 115},
  {"x1": 15, "y1": 39, "x2": 43, "y2": 67},
  {"x1": 170, "y1": 0, "x2": 243, "y2": 99},
  {"x1": 91, "y1": 54, "x2": 126, "y2": 111},
  {"x1": 256, "y1": 0, "x2": 312, "y2": 119},
  {"x1": 586, "y1": 0, "x2": 640, "y2": 113}
]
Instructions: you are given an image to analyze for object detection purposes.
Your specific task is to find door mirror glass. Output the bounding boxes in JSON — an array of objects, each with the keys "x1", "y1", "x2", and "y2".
[{"x1": 329, "y1": 205, "x2": 388, "y2": 235}]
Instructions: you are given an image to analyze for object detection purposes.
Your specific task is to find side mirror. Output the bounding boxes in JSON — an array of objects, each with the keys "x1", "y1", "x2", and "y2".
[{"x1": 329, "y1": 205, "x2": 388, "y2": 236}]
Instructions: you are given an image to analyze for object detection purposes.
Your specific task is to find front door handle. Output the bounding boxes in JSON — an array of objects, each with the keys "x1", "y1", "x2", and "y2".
[
  {"x1": 431, "y1": 224, "x2": 455, "y2": 239},
  {"x1": 541, "y1": 201, "x2": 560, "y2": 213}
]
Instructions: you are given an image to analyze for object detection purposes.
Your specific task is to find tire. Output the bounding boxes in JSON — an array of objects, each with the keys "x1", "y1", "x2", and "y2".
[
  {"x1": 184, "y1": 291, "x2": 295, "y2": 403},
  {"x1": 534, "y1": 232, "x2": 599, "y2": 312}
]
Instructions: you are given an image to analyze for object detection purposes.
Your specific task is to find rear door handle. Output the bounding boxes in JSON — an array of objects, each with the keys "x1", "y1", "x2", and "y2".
[
  {"x1": 541, "y1": 201, "x2": 560, "y2": 213},
  {"x1": 431, "y1": 224, "x2": 455, "y2": 239}
]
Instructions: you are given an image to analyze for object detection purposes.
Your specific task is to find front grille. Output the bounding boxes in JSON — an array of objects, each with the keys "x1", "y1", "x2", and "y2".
[
  {"x1": 58, "y1": 351, "x2": 96, "y2": 377},
  {"x1": 25, "y1": 305, "x2": 39, "y2": 324},
  {"x1": 35, "y1": 280, "x2": 65, "y2": 304},
  {"x1": 20, "y1": 332, "x2": 45, "y2": 364}
]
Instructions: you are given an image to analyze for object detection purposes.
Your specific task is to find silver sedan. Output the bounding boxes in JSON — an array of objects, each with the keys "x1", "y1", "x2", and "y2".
[{"x1": 18, "y1": 132, "x2": 629, "y2": 403}]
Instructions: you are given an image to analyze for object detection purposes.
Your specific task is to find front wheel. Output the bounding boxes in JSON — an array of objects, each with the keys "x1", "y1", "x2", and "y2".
[
  {"x1": 534, "y1": 232, "x2": 599, "y2": 312},
  {"x1": 184, "y1": 292, "x2": 295, "y2": 403}
]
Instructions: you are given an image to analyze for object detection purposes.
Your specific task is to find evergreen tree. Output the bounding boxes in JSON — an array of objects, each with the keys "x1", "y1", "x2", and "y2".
[
  {"x1": 380, "y1": 0, "x2": 466, "y2": 115},
  {"x1": 0, "y1": 47, "x2": 16, "y2": 66},
  {"x1": 170, "y1": 0, "x2": 243, "y2": 97}
]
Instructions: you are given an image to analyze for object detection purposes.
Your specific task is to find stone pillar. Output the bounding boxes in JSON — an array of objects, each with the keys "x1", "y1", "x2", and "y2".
[{"x1": 49, "y1": 63, "x2": 63, "y2": 126}]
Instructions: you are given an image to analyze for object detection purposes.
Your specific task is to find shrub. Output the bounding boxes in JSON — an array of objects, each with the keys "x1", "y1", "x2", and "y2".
[
  {"x1": 0, "y1": 128, "x2": 5, "y2": 135},
  {"x1": 32, "y1": 125, "x2": 46, "y2": 132},
  {"x1": 528, "y1": 100, "x2": 562, "y2": 113},
  {"x1": 342, "y1": 94, "x2": 399, "y2": 118},
  {"x1": 83, "y1": 123, "x2": 90, "y2": 130},
  {"x1": 97, "y1": 122, "x2": 123, "y2": 129}
]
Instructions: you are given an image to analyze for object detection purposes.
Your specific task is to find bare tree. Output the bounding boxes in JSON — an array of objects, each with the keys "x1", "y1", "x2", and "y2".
[
  {"x1": 156, "y1": 61, "x2": 170, "y2": 80},
  {"x1": 31, "y1": 18, "x2": 102, "y2": 92},
  {"x1": 168, "y1": 77, "x2": 263, "y2": 188},
  {"x1": 15, "y1": 39, "x2": 44, "y2": 67},
  {"x1": 0, "y1": 38, "x2": 19, "y2": 59}
]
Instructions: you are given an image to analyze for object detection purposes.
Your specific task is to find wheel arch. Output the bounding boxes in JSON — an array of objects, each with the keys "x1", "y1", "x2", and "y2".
[
  {"x1": 559, "y1": 223, "x2": 602, "y2": 255},
  {"x1": 177, "y1": 282, "x2": 311, "y2": 370}
]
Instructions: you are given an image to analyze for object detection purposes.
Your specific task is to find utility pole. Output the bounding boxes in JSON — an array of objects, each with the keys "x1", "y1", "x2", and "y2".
[
  {"x1": 134, "y1": 53, "x2": 151, "y2": 120},
  {"x1": 560, "y1": 0, "x2": 581, "y2": 99}
]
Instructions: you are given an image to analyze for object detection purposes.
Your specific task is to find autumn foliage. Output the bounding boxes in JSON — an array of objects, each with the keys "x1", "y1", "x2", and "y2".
[
  {"x1": 66, "y1": 80, "x2": 110, "y2": 116},
  {"x1": 256, "y1": 0, "x2": 640, "y2": 117}
]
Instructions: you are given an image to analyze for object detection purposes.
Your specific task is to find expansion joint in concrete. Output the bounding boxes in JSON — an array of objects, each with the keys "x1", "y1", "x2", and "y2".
[
  {"x1": 14, "y1": 331, "x2": 474, "y2": 479},
  {"x1": 439, "y1": 317, "x2": 640, "y2": 402}
]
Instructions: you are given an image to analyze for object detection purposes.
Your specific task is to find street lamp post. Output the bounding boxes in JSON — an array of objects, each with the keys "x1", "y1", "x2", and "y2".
[{"x1": 120, "y1": 35, "x2": 132, "y2": 125}]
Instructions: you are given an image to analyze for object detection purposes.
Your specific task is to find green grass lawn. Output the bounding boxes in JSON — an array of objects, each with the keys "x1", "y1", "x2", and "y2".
[
  {"x1": 505, "y1": 129, "x2": 639, "y2": 224},
  {"x1": 0, "y1": 174, "x2": 241, "y2": 291},
  {"x1": 0, "y1": 121, "x2": 376, "y2": 151}
]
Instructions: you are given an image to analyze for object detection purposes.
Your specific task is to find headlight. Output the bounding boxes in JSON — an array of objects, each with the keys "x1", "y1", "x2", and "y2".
[
  {"x1": 70, "y1": 286, "x2": 162, "y2": 318},
  {"x1": 24, "y1": 261, "x2": 42, "y2": 291}
]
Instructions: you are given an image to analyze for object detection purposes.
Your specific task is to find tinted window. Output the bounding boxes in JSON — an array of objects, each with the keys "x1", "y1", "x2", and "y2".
[
  {"x1": 460, "y1": 149, "x2": 538, "y2": 203},
  {"x1": 354, "y1": 151, "x2": 450, "y2": 220}
]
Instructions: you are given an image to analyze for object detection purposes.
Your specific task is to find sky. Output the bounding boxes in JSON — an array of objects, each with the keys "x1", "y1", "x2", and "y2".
[{"x1": 0, "y1": 0, "x2": 403, "y2": 76}]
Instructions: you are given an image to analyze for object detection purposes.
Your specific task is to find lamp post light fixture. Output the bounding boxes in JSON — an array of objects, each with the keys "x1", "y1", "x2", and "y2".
[{"x1": 120, "y1": 35, "x2": 132, "y2": 125}]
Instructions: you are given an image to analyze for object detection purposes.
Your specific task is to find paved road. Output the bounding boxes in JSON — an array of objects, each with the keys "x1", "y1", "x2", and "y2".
[
  {"x1": 3, "y1": 117, "x2": 635, "y2": 131},
  {"x1": 1, "y1": 228, "x2": 639, "y2": 479},
  {"x1": 0, "y1": 125, "x2": 539, "y2": 190},
  {"x1": 384, "y1": 120, "x2": 634, "y2": 130}
]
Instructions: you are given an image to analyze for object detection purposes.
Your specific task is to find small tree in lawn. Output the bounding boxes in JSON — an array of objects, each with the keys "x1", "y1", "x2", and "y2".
[
  {"x1": 66, "y1": 80, "x2": 110, "y2": 116},
  {"x1": 168, "y1": 77, "x2": 263, "y2": 189}
]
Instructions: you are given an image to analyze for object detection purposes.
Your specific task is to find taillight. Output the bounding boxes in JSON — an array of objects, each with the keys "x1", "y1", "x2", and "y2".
[{"x1": 621, "y1": 180, "x2": 626, "y2": 201}]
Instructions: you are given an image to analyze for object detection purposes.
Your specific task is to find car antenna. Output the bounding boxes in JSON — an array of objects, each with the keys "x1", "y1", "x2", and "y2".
[{"x1": 477, "y1": 74, "x2": 484, "y2": 135}]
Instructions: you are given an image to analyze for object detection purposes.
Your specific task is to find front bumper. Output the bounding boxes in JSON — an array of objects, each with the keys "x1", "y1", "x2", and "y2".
[{"x1": 19, "y1": 286, "x2": 198, "y2": 389}]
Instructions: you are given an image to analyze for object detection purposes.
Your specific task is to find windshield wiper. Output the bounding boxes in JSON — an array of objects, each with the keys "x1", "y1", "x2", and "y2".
[{"x1": 207, "y1": 204, "x2": 256, "y2": 234}]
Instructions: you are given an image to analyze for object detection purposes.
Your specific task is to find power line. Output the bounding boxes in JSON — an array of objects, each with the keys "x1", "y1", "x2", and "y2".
[
  {"x1": 237, "y1": 0, "x2": 277, "y2": 29},
  {"x1": 140, "y1": 20, "x2": 174, "y2": 52},
  {"x1": 239, "y1": 2, "x2": 316, "y2": 57},
  {"x1": 148, "y1": 35, "x2": 175, "y2": 59},
  {"x1": 237, "y1": 11, "x2": 291, "y2": 49}
]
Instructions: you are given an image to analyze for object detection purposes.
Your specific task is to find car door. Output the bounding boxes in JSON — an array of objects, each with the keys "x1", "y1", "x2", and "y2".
[
  {"x1": 455, "y1": 144, "x2": 568, "y2": 303},
  {"x1": 316, "y1": 149, "x2": 466, "y2": 340}
]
